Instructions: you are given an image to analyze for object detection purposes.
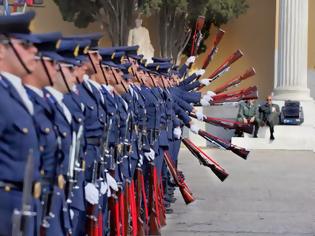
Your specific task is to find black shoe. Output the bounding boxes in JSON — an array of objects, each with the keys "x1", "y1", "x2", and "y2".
[
  {"x1": 253, "y1": 134, "x2": 258, "y2": 138},
  {"x1": 164, "y1": 201, "x2": 171, "y2": 208},
  {"x1": 270, "y1": 134, "x2": 275, "y2": 140},
  {"x1": 164, "y1": 196, "x2": 176, "y2": 203},
  {"x1": 165, "y1": 208, "x2": 173, "y2": 214}
]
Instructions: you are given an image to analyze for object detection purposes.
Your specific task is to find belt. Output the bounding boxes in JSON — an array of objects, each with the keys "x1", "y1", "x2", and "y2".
[
  {"x1": 86, "y1": 137, "x2": 101, "y2": 146},
  {"x1": 0, "y1": 180, "x2": 41, "y2": 199}
]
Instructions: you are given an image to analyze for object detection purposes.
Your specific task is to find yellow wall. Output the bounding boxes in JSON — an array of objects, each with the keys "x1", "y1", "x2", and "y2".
[
  {"x1": 308, "y1": 0, "x2": 315, "y2": 69},
  {"x1": 31, "y1": 0, "x2": 278, "y2": 99}
]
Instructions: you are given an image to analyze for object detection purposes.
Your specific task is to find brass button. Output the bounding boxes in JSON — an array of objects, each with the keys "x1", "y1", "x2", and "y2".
[
  {"x1": 4, "y1": 185, "x2": 10, "y2": 192},
  {"x1": 22, "y1": 128, "x2": 28, "y2": 134},
  {"x1": 58, "y1": 175, "x2": 65, "y2": 189},
  {"x1": 63, "y1": 132, "x2": 67, "y2": 137},
  {"x1": 45, "y1": 128, "x2": 50, "y2": 133},
  {"x1": 40, "y1": 169, "x2": 45, "y2": 176},
  {"x1": 33, "y1": 182, "x2": 41, "y2": 199}
]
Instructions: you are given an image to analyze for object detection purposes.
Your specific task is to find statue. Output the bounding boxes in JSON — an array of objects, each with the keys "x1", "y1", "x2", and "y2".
[{"x1": 128, "y1": 17, "x2": 154, "y2": 62}]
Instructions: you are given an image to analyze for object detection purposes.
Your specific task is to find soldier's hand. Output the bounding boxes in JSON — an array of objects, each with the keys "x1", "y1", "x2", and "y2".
[
  {"x1": 185, "y1": 56, "x2": 196, "y2": 66},
  {"x1": 106, "y1": 173, "x2": 118, "y2": 192},
  {"x1": 84, "y1": 183, "x2": 99, "y2": 205},
  {"x1": 195, "y1": 69, "x2": 205, "y2": 77},
  {"x1": 195, "y1": 111, "x2": 205, "y2": 121},
  {"x1": 100, "y1": 181, "x2": 108, "y2": 195},
  {"x1": 144, "y1": 148, "x2": 155, "y2": 161},
  {"x1": 200, "y1": 79, "x2": 210, "y2": 86},
  {"x1": 138, "y1": 154, "x2": 144, "y2": 167},
  {"x1": 190, "y1": 124, "x2": 200, "y2": 134},
  {"x1": 173, "y1": 127, "x2": 182, "y2": 139},
  {"x1": 250, "y1": 117, "x2": 255, "y2": 123}
]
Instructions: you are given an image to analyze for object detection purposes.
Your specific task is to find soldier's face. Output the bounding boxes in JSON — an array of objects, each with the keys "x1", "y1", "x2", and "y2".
[
  {"x1": 2, "y1": 38, "x2": 37, "y2": 76},
  {"x1": 40, "y1": 57, "x2": 58, "y2": 85},
  {"x1": 73, "y1": 65, "x2": 86, "y2": 83},
  {"x1": 58, "y1": 64, "x2": 76, "y2": 93}
]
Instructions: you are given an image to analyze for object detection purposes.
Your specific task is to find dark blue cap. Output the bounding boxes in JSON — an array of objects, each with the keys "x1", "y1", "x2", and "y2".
[
  {"x1": 0, "y1": 11, "x2": 35, "y2": 34},
  {"x1": 114, "y1": 45, "x2": 139, "y2": 55},
  {"x1": 152, "y1": 57, "x2": 172, "y2": 63},
  {"x1": 99, "y1": 47, "x2": 116, "y2": 60},
  {"x1": 33, "y1": 32, "x2": 62, "y2": 52},
  {"x1": 63, "y1": 33, "x2": 103, "y2": 50}
]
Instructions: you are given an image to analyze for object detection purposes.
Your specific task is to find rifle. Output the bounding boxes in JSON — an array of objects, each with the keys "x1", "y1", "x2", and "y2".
[
  {"x1": 189, "y1": 113, "x2": 253, "y2": 134},
  {"x1": 197, "y1": 129, "x2": 249, "y2": 160},
  {"x1": 202, "y1": 28, "x2": 225, "y2": 69},
  {"x1": 181, "y1": 139, "x2": 229, "y2": 182},
  {"x1": 85, "y1": 161, "x2": 98, "y2": 236},
  {"x1": 163, "y1": 151, "x2": 195, "y2": 205},
  {"x1": 198, "y1": 50, "x2": 244, "y2": 91},
  {"x1": 12, "y1": 150, "x2": 37, "y2": 236},
  {"x1": 190, "y1": 16, "x2": 206, "y2": 56},
  {"x1": 211, "y1": 86, "x2": 258, "y2": 104},
  {"x1": 148, "y1": 163, "x2": 161, "y2": 235},
  {"x1": 135, "y1": 168, "x2": 147, "y2": 236},
  {"x1": 213, "y1": 67, "x2": 256, "y2": 94}
]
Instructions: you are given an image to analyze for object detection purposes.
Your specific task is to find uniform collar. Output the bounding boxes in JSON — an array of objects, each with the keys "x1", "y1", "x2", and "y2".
[
  {"x1": 45, "y1": 86, "x2": 64, "y2": 104},
  {"x1": 25, "y1": 84, "x2": 44, "y2": 98}
]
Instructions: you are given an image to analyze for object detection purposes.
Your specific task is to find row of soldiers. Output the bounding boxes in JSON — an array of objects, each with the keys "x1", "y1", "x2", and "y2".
[{"x1": 0, "y1": 11, "x2": 221, "y2": 236}]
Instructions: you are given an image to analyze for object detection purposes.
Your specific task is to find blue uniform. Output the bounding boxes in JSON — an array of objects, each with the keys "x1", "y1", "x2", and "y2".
[{"x1": 0, "y1": 74, "x2": 40, "y2": 236}]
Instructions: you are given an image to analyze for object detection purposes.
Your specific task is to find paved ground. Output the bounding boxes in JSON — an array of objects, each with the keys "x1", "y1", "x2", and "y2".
[{"x1": 162, "y1": 149, "x2": 315, "y2": 236}]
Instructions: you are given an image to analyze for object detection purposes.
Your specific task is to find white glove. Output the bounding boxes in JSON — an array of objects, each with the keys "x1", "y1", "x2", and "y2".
[
  {"x1": 202, "y1": 94, "x2": 213, "y2": 103},
  {"x1": 144, "y1": 148, "x2": 155, "y2": 161},
  {"x1": 173, "y1": 127, "x2": 182, "y2": 139},
  {"x1": 200, "y1": 98, "x2": 210, "y2": 107},
  {"x1": 84, "y1": 183, "x2": 99, "y2": 205},
  {"x1": 100, "y1": 181, "x2": 108, "y2": 195},
  {"x1": 200, "y1": 79, "x2": 210, "y2": 86},
  {"x1": 195, "y1": 111, "x2": 205, "y2": 121},
  {"x1": 106, "y1": 173, "x2": 118, "y2": 192},
  {"x1": 190, "y1": 124, "x2": 200, "y2": 134},
  {"x1": 70, "y1": 209, "x2": 74, "y2": 220},
  {"x1": 207, "y1": 91, "x2": 216, "y2": 97},
  {"x1": 138, "y1": 154, "x2": 144, "y2": 167},
  {"x1": 185, "y1": 56, "x2": 196, "y2": 66},
  {"x1": 195, "y1": 69, "x2": 205, "y2": 77}
]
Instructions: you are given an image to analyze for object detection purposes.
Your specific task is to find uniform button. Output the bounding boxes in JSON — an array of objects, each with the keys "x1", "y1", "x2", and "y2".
[
  {"x1": 78, "y1": 118, "x2": 82, "y2": 123},
  {"x1": 63, "y1": 132, "x2": 67, "y2": 137},
  {"x1": 39, "y1": 146, "x2": 45, "y2": 152},
  {"x1": 40, "y1": 169, "x2": 45, "y2": 176},
  {"x1": 45, "y1": 128, "x2": 50, "y2": 133},
  {"x1": 22, "y1": 128, "x2": 28, "y2": 134},
  {"x1": 4, "y1": 186, "x2": 10, "y2": 192}
]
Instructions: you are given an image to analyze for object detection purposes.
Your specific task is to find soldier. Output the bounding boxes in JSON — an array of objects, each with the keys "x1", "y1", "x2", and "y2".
[{"x1": 0, "y1": 11, "x2": 41, "y2": 236}]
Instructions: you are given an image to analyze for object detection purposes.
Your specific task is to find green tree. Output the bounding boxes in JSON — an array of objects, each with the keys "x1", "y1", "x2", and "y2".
[
  {"x1": 53, "y1": 0, "x2": 248, "y2": 62},
  {"x1": 53, "y1": 0, "x2": 161, "y2": 46}
]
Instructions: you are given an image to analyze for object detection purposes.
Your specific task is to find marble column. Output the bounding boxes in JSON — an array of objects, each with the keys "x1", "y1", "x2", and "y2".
[{"x1": 274, "y1": 0, "x2": 312, "y2": 100}]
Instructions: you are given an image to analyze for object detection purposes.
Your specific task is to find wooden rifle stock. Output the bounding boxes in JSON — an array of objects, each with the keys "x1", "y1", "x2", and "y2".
[
  {"x1": 190, "y1": 113, "x2": 254, "y2": 134},
  {"x1": 202, "y1": 28, "x2": 225, "y2": 69},
  {"x1": 197, "y1": 129, "x2": 249, "y2": 160},
  {"x1": 135, "y1": 168, "x2": 146, "y2": 236},
  {"x1": 198, "y1": 49, "x2": 244, "y2": 91},
  {"x1": 211, "y1": 86, "x2": 258, "y2": 104},
  {"x1": 163, "y1": 151, "x2": 195, "y2": 205},
  {"x1": 148, "y1": 164, "x2": 161, "y2": 235},
  {"x1": 182, "y1": 138, "x2": 229, "y2": 182},
  {"x1": 214, "y1": 67, "x2": 256, "y2": 94},
  {"x1": 191, "y1": 16, "x2": 206, "y2": 56}
]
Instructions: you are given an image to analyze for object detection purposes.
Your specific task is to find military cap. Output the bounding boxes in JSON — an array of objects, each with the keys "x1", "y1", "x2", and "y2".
[
  {"x1": 63, "y1": 33, "x2": 103, "y2": 51},
  {"x1": 56, "y1": 39, "x2": 81, "y2": 66},
  {"x1": 152, "y1": 57, "x2": 172, "y2": 63},
  {"x1": 0, "y1": 11, "x2": 40, "y2": 43}
]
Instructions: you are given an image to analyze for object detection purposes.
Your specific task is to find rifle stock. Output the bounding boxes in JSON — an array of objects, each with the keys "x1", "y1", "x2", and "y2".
[
  {"x1": 198, "y1": 129, "x2": 249, "y2": 160},
  {"x1": 198, "y1": 49, "x2": 244, "y2": 91},
  {"x1": 202, "y1": 28, "x2": 225, "y2": 69},
  {"x1": 214, "y1": 67, "x2": 256, "y2": 94},
  {"x1": 163, "y1": 151, "x2": 195, "y2": 205},
  {"x1": 190, "y1": 113, "x2": 254, "y2": 134},
  {"x1": 182, "y1": 139, "x2": 229, "y2": 182},
  {"x1": 148, "y1": 164, "x2": 160, "y2": 235},
  {"x1": 211, "y1": 86, "x2": 258, "y2": 104},
  {"x1": 136, "y1": 168, "x2": 146, "y2": 236}
]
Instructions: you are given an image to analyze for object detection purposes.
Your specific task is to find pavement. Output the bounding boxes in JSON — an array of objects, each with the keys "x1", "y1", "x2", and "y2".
[{"x1": 162, "y1": 149, "x2": 315, "y2": 236}]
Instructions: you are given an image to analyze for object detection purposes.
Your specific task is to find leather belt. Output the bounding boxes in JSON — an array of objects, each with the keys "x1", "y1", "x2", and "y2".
[
  {"x1": 86, "y1": 137, "x2": 101, "y2": 146},
  {"x1": 0, "y1": 180, "x2": 41, "y2": 199}
]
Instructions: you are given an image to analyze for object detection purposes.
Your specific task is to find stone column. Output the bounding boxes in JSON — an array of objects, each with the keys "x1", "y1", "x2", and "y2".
[{"x1": 274, "y1": 0, "x2": 312, "y2": 101}]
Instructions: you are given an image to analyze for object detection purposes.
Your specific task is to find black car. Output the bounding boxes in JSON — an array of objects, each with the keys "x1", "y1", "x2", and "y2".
[{"x1": 280, "y1": 100, "x2": 304, "y2": 125}]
